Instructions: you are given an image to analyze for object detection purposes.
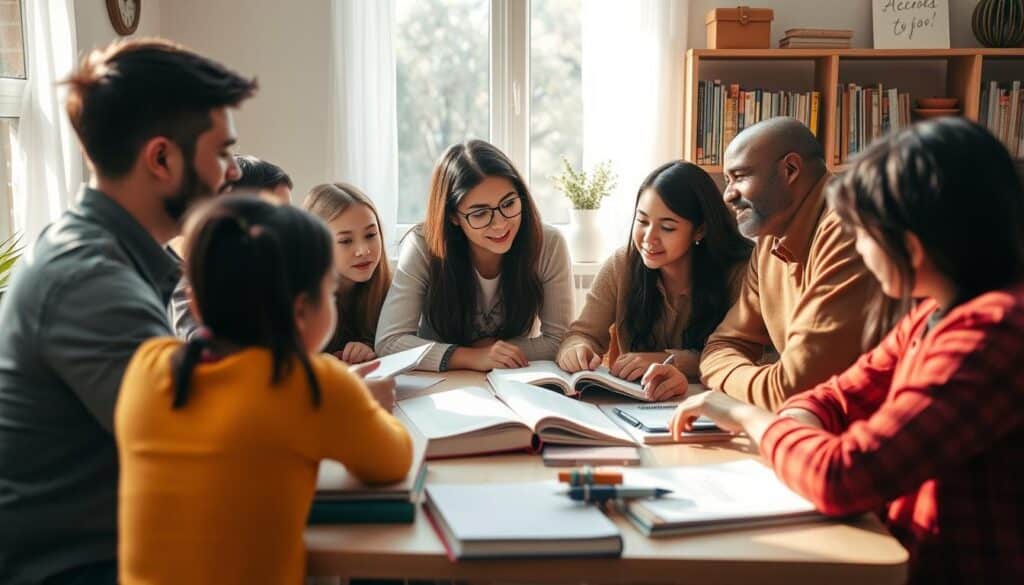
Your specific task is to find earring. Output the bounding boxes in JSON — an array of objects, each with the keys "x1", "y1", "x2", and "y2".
[{"x1": 695, "y1": 239, "x2": 702, "y2": 246}]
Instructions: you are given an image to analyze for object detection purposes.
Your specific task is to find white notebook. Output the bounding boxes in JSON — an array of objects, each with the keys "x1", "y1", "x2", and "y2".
[
  {"x1": 425, "y1": 481, "x2": 622, "y2": 560},
  {"x1": 397, "y1": 381, "x2": 635, "y2": 459},
  {"x1": 364, "y1": 344, "x2": 433, "y2": 380},
  {"x1": 487, "y1": 360, "x2": 653, "y2": 402},
  {"x1": 621, "y1": 460, "x2": 821, "y2": 537}
]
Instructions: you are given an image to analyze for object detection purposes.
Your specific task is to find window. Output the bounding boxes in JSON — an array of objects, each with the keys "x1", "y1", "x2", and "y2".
[
  {"x1": 0, "y1": 0, "x2": 26, "y2": 239},
  {"x1": 529, "y1": 0, "x2": 581, "y2": 225},
  {"x1": 394, "y1": 0, "x2": 582, "y2": 226},
  {"x1": 395, "y1": 0, "x2": 490, "y2": 224}
]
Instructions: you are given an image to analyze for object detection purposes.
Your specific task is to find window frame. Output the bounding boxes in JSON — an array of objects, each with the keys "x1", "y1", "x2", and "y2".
[{"x1": 0, "y1": 0, "x2": 28, "y2": 240}]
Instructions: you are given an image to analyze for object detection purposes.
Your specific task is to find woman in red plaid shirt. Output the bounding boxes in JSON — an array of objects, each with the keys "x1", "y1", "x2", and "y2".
[{"x1": 672, "y1": 117, "x2": 1024, "y2": 585}]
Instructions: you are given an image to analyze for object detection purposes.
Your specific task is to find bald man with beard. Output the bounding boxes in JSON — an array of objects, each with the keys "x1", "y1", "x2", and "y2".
[{"x1": 699, "y1": 117, "x2": 881, "y2": 410}]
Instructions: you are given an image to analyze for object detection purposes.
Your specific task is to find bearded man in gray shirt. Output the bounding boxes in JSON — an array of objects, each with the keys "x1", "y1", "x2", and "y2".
[{"x1": 0, "y1": 39, "x2": 256, "y2": 585}]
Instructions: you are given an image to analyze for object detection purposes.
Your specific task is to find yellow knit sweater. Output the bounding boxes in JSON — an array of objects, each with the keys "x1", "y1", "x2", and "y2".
[{"x1": 115, "y1": 337, "x2": 412, "y2": 584}]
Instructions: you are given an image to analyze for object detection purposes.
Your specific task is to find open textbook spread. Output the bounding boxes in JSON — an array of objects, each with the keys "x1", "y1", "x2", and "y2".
[
  {"x1": 396, "y1": 380, "x2": 635, "y2": 458},
  {"x1": 487, "y1": 360, "x2": 654, "y2": 402}
]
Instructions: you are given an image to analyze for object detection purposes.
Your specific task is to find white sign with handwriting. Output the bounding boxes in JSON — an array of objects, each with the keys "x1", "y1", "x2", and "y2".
[{"x1": 873, "y1": 0, "x2": 950, "y2": 49}]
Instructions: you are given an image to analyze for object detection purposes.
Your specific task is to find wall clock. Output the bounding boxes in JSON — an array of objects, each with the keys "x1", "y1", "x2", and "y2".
[{"x1": 106, "y1": 0, "x2": 141, "y2": 36}]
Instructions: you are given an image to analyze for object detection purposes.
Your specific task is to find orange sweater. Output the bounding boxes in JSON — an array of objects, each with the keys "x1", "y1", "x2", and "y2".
[{"x1": 115, "y1": 338, "x2": 413, "y2": 585}]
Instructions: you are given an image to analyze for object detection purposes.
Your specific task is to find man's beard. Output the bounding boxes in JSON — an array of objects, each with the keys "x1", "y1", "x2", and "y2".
[{"x1": 163, "y1": 162, "x2": 224, "y2": 223}]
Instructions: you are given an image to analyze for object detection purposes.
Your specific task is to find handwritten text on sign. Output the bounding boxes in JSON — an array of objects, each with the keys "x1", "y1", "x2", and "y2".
[{"x1": 873, "y1": 0, "x2": 950, "y2": 49}]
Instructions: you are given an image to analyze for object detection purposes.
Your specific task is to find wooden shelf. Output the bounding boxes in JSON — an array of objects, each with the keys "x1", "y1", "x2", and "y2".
[{"x1": 684, "y1": 48, "x2": 1024, "y2": 172}]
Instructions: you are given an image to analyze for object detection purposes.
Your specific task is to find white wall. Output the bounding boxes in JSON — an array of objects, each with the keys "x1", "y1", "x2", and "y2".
[
  {"x1": 159, "y1": 0, "x2": 332, "y2": 203},
  {"x1": 75, "y1": 0, "x2": 162, "y2": 54},
  {"x1": 688, "y1": 0, "x2": 982, "y2": 49}
]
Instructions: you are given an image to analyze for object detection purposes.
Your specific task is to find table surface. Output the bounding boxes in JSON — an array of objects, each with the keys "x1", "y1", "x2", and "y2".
[{"x1": 305, "y1": 371, "x2": 908, "y2": 584}]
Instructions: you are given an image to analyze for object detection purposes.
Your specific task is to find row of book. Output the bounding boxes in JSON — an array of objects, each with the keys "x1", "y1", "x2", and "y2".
[
  {"x1": 980, "y1": 81, "x2": 1024, "y2": 158},
  {"x1": 695, "y1": 80, "x2": 821, "y2": 165},
  {"x1": 834, "y1": 83, "x2": 913, "y2": 165}
]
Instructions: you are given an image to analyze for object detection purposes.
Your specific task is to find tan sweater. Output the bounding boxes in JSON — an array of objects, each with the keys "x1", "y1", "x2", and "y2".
[
  {"x1": 699, "y1": 175, "x2": 880, "y2": 411},
  {"x1": 557, "y1": 245, "x2": 743, "y2": 378}
]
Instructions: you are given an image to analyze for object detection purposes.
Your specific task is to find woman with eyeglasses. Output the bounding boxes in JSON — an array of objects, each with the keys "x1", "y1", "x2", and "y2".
[{"x1": 375, "y1": 139, "x2": 573, "y2": 372}]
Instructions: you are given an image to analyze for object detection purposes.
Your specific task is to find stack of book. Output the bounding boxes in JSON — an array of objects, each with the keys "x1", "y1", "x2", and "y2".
[
  {"x1": 980, "y1": 80, "x2": 1024, "y2": 158},
  {"x1": 835, "y1": 83, "x2": 912, "y2": 165},
  {"x1": 308, "y1": 424, "x2": 428, "y2": 524},
  {"x1": 696, "y1": 80, "x2": 821, "y2": 165},
  {"x1": 779, "y1": 28, "x2": 853, "y2": 49}
]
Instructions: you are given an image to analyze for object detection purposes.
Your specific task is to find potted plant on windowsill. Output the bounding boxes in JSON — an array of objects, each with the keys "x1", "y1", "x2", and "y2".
[
  {"x1": 0, "y1": 234, "x2": 23, "y2": 303},
  {"x1": 553, "y1": 157, "x2": 616, "y2": 263}
]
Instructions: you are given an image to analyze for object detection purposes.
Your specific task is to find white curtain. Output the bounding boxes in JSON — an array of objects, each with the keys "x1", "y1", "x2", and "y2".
[
  {"x1": 11, "y1": 0, "x2": 82, "y2": 244},
  {"x1": 582, "y1": 0, "x2": 688, "y2": 252},
  {"x1": 327, "y1": 0, "x2": 399, "y2": 244}
]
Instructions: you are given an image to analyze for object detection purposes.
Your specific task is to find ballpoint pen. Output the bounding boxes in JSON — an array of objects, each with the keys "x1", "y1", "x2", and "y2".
[{"x1": 561, "y1": 484, "x2": 673, "y2": 503}]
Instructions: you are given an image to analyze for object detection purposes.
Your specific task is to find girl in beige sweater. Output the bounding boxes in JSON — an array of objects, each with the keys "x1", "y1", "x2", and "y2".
[{"x1": 557, "y1": 161, "x2": 751, "y2": 400}]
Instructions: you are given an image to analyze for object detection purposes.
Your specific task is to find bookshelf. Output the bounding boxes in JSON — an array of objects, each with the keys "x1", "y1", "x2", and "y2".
[{"x1": 684, "y1": 48, "x2": 1024, "y2": 174}]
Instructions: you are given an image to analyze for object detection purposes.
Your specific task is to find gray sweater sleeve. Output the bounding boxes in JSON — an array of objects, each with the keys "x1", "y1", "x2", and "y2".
[
  {"x1": 506, "y1": 225, "x2": 574, "y2": 361},
  {"x1": 374, "y1": 232, "x2": 450, "y2": 371}
]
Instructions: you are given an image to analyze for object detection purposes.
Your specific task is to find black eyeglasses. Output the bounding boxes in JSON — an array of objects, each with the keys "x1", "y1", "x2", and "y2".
[{"x1": 456, "y1": 196, "x2": 523, "y2": 229}]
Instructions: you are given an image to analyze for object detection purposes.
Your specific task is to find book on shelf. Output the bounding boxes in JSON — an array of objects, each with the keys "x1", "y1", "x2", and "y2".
[
  {"x1": 620, "y1": 460, "x2": 822, "y2": 537},
  {"x1": 980, "y1": 80, "x2": 1024, "y2": 158},
  {"x1": 396, "y1": 381, "x2": 635, "y2": 459},
  {"x1": 696, "y1": 80, "x2": 820, "y2": 165},
  {"x1": 779, "y1": 38, "x2": 851, "y2": 49},
  {"x1": 309, "y1": 419, "x2": 428, "y2": 524},
  {"x1": 486, "y1": 360, "x2": 654, "y2": 402},
  {"x1": 425, "y1": 481, "x2": 623, "y2": 560},
  {"x1": 783, "y1": 28, "x2": 854, "y2": 39},
  {"x1": 837, "y1": 83, "x2": 911, "y2": 164}
]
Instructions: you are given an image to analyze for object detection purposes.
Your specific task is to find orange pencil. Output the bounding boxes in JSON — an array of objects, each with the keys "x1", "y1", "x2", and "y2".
[{"x1": 558, "y1": 466, "x2": 623, "y2": 486}]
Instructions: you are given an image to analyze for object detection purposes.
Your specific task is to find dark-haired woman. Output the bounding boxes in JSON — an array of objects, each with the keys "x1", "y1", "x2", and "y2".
[
  {"x1": 115, "y1": 196, "x2": 412, "y2": 584},
  {"x1": 669, "y1": 118, "x2": 1024, "y2": 584},
  {"x1": 557, "y1": 161, "x2": 752, "y2": 400},
  {"x1": 375, "y1": 139, "x2": 573, "y2": 372}
]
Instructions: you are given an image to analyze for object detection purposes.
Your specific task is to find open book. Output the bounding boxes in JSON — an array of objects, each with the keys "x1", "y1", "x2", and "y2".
[
  {"x1": 396, "y1": 380, "x2": 635, "y2": 459},
  {"x1": 487, "y1": 360, "x2": 655, "y2": 402},
  {"x1": 621, "y1": 460, "x2": 822, "y2": 537}
]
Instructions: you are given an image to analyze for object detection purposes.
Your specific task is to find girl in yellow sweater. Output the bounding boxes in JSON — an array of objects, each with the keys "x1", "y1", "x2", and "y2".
[{"x1": 115, "y1": 196, "x2": 412, "y2": 584}]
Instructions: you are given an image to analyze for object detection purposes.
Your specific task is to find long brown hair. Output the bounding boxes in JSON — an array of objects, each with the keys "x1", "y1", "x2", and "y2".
[
  {"x1": 828, "y1": 117, "x2": 1024, "y2": 346},
  {"x1": 421, "y1": 139, "x2": 543, "y2": 345},
  {"x1": 303, "y1": 182, "x2": 392, "y2": 353},
  {"x1": 624, "y1": 161, "x2": 753, "y2": 351}
]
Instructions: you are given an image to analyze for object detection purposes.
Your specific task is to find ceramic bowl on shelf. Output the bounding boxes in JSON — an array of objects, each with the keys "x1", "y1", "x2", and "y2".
[
  {"x1": 916, "y1": 97, "x2": 960, "y2": 109},
  {"x1": 913, "y1": 108, "x2": 961, "y2": 120}
]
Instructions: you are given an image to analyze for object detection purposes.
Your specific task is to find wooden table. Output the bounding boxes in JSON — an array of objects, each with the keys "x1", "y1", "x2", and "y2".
[{"x1": 305, "y1": 372, "x2": 908, "y2": 584}]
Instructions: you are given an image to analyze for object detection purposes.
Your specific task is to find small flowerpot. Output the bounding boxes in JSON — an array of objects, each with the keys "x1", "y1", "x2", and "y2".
[{"x1": 568, "y1": 208, "x2": 604, "y2": 263}]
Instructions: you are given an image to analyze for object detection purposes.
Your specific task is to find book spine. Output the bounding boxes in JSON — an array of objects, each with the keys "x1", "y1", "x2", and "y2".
[
  {"x1": 810, "y1": 90, "x2": 820, "y2": 137},
  {"x1": 308, "y1": 500, "x2": 416, "y2": 525}
]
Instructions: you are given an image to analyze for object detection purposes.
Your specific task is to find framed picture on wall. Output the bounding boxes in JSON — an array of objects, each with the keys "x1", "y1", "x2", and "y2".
[{"x1": 872, "y1": 0, "x2": 950, "y2": 49}]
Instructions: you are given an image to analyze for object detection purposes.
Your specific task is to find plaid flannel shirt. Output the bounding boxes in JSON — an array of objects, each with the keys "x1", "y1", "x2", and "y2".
[{"x1": 760, "y1": 285, "x2": 1024, "y2": 585}]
